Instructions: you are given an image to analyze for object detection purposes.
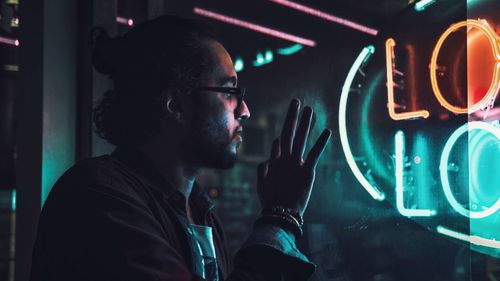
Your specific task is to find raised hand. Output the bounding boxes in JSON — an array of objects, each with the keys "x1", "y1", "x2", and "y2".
[{"x1": 257, "y1": 98, "x2": 332, "y2": 216}]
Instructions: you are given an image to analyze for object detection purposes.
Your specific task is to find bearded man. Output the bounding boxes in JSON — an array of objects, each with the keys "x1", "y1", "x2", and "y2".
[{"x1": 30, "y1": 15, "x2": 331, "y2": 281}]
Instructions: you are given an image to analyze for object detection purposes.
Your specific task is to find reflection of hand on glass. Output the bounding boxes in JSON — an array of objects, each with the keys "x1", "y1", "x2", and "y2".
[{"x1": 257, "y1": 98, "x2": 332, "y2": 217}]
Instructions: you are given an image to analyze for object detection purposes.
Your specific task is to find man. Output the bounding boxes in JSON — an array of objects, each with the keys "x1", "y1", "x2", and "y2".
[{"x1": 30, "y1": 15, "x2": 331, "y2": 280}]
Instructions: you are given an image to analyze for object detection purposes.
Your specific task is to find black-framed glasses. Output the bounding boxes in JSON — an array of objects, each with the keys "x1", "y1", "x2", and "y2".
[{"x1": 194, "y1": 86, "x2": 247, "y2": 111}]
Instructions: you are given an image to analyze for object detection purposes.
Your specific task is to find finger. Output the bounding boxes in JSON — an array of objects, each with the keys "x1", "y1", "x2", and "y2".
[
  {"x1": 280, "y1": 99, "x2": 300, "y2": 157},
  {"x1": 305, "y1": 129, "x2": 332, "y2": 170},
  {"x1": 270, "y1": 138, "x2": 281, "y2": 160},
  {"x1": 257, "y1": 162, "x2": 269, "y2": 195},
  {"x1": 310, "y1": 110, "x2": 316, "y2": 130},
  {"x1": 292, "y1": 107, "x2": 313, "y2": 161}
]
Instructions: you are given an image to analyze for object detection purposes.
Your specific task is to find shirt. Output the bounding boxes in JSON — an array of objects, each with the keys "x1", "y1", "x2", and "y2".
[
  {"x1": 30, "y1": 146, "x2": 315, "y2": 280},
  {"x1": 191, "y1": 224, "x2": 218, "y2": 281}
]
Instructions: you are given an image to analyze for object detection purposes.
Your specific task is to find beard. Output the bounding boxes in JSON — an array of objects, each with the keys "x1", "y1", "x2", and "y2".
[{"x1": 182, "y1": 110, "x2": 239, "y2": 169}]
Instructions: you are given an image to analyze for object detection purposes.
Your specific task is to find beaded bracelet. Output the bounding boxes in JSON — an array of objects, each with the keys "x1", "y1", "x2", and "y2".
[
  {"x1": 254, "y1": 213, "x2": 303, "y2": 239},
  {"x1": 262, "y1": 205, "x2": 304, "y2": 227}
]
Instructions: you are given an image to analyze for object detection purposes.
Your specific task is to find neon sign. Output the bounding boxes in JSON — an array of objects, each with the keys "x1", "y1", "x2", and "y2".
[
  {"x1": 430, "y1": 20, "x2": 500, "y2": 114},
  {"x1": 439, "y1": 121, "x2": 500, "y2": 219},
  {"x1": 339, "y1": 46, "x2": 386, "y2": 201},
  {"x1": 386, "y1": 20, "x2": 500, "y2": 118},
  {"x1": 340, "y1": 17, "x2": 500, "y2": 255},
  {"x1": 395, "y1": 131, "x2": 436, "y2": 217},
  {"x1": 385, "y1": 38, "x2": 430, "y2": 120},
  {"x1": 437, "y1": 225, "x2": 500, "y2": 249}
]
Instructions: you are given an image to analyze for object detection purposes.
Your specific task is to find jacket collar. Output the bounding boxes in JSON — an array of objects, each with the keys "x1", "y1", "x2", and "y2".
[{"x1": 111, "y1": 146, "x2": 215, "y2": 212}]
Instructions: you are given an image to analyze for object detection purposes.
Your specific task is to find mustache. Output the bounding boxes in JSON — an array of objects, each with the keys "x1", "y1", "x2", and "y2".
[{"x1": 233, "y1": 127, "x2": 243, "y2": 137}]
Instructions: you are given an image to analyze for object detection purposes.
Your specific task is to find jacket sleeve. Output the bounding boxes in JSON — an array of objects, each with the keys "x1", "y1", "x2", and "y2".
[
  {"x1": 226, "y1": 224, "x2": 315, "y2": 281},
  {"x1": 31, "y1": 168, "x2": 315, "y2": 281}
]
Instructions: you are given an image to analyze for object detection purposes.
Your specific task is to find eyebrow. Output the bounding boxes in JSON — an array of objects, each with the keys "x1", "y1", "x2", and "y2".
[{"x1": 218, "y1": 76, "x2": 238, "y2": 86}]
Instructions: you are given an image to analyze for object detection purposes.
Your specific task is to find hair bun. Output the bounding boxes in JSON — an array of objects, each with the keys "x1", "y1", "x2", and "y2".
[{"x1": 90, "y1": 27, "x2": 124, "y2": 76}]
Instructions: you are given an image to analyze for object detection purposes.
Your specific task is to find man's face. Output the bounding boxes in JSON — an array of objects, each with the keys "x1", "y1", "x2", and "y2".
[{"x1": 183, "y1": 40, "x2": 250, "y2": 169}]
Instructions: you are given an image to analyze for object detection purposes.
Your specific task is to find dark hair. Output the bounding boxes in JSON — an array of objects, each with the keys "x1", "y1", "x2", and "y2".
[{"x1": 91, "y1": 15, "x2": 218, "y2": 147}]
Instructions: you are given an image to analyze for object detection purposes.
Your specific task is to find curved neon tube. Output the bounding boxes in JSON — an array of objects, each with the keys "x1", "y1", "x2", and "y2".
[
  {"x1": 339, "y1": 46, "x2": 385, "y2": 201},
  {"x1": 395, "y1": 131, "x2": 436, "y2": 216},
  {"x1": 469, "y1": 129, "x2": 493, "y2": 196},
  {"x1": 440, "y1": 121, "x2": 500, "y2": 218},
  {"x1": 430, "y1": 19, "x2": 500, "y2": 114},
  {"x1": 437, "y1": 226, "x2": 500, "y2": 249},
  {"x1": 385, "y1": 39, "x2": 430, "y2": 120}
]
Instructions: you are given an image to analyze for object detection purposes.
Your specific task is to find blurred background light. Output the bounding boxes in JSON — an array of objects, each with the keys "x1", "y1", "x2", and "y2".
[
  {"x1": 414, "y1": 0, "x2": 437, "y2": 12},
  {"x1": 269, "y1": 0, "x2": 379, "y2": 36},
  {"x1": 276, "y1": 43, "x2": 303, "y2": 55},
  {"x1": 0, "y1": 36, "x2": 18, "y2": 46},
  {"x1": 116, "y1": 16, "x2": 134, "y2": 27},
  {"x1": 193, "y1": 7, "x2": 317, "y2": 47},
  {"x1": 234, "y1": 57, "x2": 244, "y2": 72}
]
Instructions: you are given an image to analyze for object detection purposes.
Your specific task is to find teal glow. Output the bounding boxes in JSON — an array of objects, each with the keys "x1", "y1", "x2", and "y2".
[
  {"x1": 437, "y1": 225, "x2": 500, "y2": 249},
  {"x1": 360, "y1": 71, "x2": 393, "y2": 183},
  {"x1": 363, "y1": 46, "x2": 375, "y2": 64},
  {"x1": 252, "y1": 50, "x2": 274, "y2": 67},
  {"x1": 437, "y1": 226, "x2": 470, "y2": 243},
  {"x1": 42, "y1": 156, "x2": 61, "y2": 205},
  {"x1": 12, "y1": 189, "x2": 16, "y2": 212},
  {"x1": 253, "y1": 53, "x2": 264, "y2": 66},
  {"x1": 466, "y1": 0, "x2": 482, "y2": 7},
  {"x1": 41, "y1": 51, "x2": 77, "y2": 206},
  {"x1": 395, "y1": 131, "x2": 436, "y2": 217},
  {"x1": 469, "y1": 126, "x2": 500, "y2": 207},
  {"x1": 265, "y1": 50, "x2": 273, "y2": 61},
  {"x1": 42, "y1": 146, "x2": 75, "y2": 206},
  {"x1": 440, "y1": 121, "x2": 500, "y2": 219},
  {"x1": 414, "y1": 0, "x2": 436, "y2": 11},
  {"x1": 253, "y1": 51, "x2": 273, "y2": 67},
  {"x1": 257, "y1": 53, "x2": 264, "y2": 64},
  {"x1": 276, "y1": 44, "x2": 303, "y2": 55},
  {"x1": 338, "y1": 46, "x2": 385, "y2": 201},
  {"x1": 234, "y1": 57, "x2": 244, "y2": 72},
  {"x1": 413, "y1": 133, "x2": 433, "y2": 210}
]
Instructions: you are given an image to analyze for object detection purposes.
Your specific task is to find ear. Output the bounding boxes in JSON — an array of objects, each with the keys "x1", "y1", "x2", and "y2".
[{"x1": 160, "y1": 88, "x2": 184, "y2": 122}]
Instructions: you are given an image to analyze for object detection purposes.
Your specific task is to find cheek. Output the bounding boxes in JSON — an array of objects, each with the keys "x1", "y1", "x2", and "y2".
[
  {"x1": 195, "y1": 101, "x2": 231, "y2": 137},
  {"x1": 209, "y1": 100, "x2": 234, "y2": 128},
  {"x1": 214, "y1": 110, "x2": 231, "y2": 134}
]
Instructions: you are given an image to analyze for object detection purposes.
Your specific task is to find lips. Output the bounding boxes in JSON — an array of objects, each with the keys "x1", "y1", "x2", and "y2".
[
  {"x1": 233, "y1": 135, "x2": 243, "y2": 142},
  {"x1": 233, "y1": 129, "x2": 243, "y2": 142}
]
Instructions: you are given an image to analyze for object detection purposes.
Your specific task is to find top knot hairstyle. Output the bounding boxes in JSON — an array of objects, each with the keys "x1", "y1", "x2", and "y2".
[{"x1": 91, "y1": 15, "x2": 219, "y2": 147}]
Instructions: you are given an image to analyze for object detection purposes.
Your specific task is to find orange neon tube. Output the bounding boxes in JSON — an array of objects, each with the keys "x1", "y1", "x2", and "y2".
[
  {"x1": 430, "y1": 19, "x2": 500, "y2": 114},
  {"x1": 385, "y1": 38, "x2": 430, "y2": 120}
]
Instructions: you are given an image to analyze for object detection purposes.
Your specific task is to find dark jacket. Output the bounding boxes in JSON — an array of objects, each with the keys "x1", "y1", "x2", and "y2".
[{"x1": 30, "y1": 147, "x2": 314, "y2": 280}]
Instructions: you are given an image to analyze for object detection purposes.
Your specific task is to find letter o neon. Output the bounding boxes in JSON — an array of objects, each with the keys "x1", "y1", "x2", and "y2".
[
  {"x1": 440, "y1": 121, "x2": 500, "y2": 218},
  {"x1": 430, "y1": 19, "x2": 500, "y2": 114}
]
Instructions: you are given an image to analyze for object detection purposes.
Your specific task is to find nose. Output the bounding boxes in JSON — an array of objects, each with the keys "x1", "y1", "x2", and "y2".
[{"x1": 236, "y1": 100, "x2": 250, "y2": 121}]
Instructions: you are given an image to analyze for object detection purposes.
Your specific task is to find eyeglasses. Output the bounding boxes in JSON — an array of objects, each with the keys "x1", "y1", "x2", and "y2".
[{"x1": 194, "y1": 86, "x2": 247, "y2": 112}]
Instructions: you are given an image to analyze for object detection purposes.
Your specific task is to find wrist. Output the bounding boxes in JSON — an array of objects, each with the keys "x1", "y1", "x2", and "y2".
[
  {"x1": 262, "y1": 205, "x2": 304, "y2": 227},
  {"x1": 256, "y1": 205, "x2": 304, "y2": 240}
]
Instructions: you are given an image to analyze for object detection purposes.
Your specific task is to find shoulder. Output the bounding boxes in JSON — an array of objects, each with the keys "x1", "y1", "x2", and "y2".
[
  {"x1": 44, "y1": 155, "x2": 149, "y2": 211},
  {"x1": 60, "y1": 155, "x2": 136, "y2": 189}
]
